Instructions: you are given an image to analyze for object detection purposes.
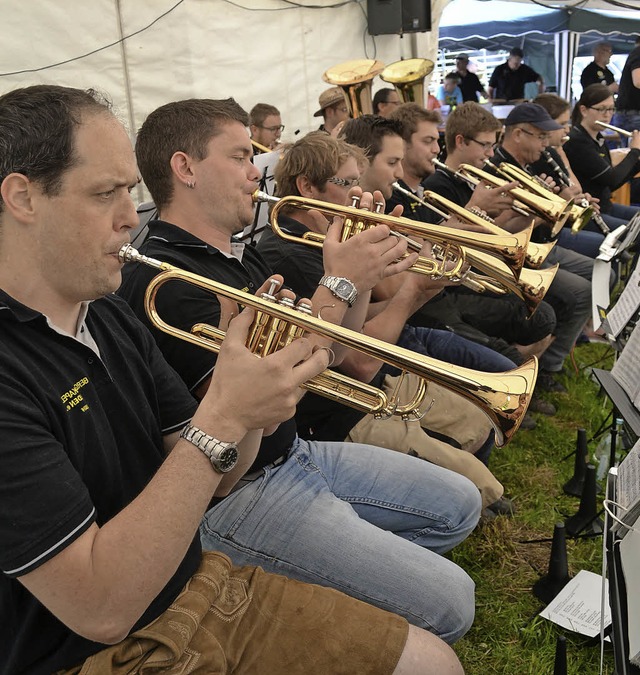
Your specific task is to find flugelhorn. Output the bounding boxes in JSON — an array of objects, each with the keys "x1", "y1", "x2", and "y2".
[
  {"x1": 322, "y1": 59, "x2": 385, "y2": 118},
  {"x1": 255, "y1": 190, "x2": 530, "y2": 281},
  {"x1": 119, "y1": 244, "x2": 538, "y2": 446},
  {"x1": 380, "y1": 58, "x2": 434, "y2": 107},
  {"x1": 487, "y1": 161, "x2": 591, "y2": 236},
  {"x1": 389, "y1": 182, "x2": 556, "y2": 313},
  {"x1": 430, "y1": 159, "x2": 555, "y2": 268},
  {"x1": 455, "y1": 161, "x2": 575, "y2": 233}
]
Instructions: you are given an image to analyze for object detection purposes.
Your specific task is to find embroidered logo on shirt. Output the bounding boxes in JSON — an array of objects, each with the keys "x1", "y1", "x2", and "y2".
[{"x1": 60, "y1": 377, "x2": 90, "y2": 413}]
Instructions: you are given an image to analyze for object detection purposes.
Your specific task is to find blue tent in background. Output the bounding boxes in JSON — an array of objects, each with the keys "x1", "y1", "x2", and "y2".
[{"x1": 439, "y1": 0, "x2": 640, "y2": 99}]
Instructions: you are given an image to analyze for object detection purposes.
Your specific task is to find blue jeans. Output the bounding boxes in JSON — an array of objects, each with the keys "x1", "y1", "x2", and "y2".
[
  {"x1": 200, "y1": 436, "x2": 481, "y2": 643},
  {"x1": 397, "y1": 324, "x2": 516, "y2": 372},
  {"x1": 556, "y1": 227, "x2": 604, "y2": 259}
]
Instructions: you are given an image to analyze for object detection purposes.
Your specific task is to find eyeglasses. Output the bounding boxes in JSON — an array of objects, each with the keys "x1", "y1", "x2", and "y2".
[
  {"x1": 588, "y1": 106, "x2": 616, "y2": 114},
  {"x1": 327, "y1": 176, "x2": 359, "y2": 188},
  {"x1": 518, "y1": 128, "x2": 551, "y2": 143},
  {"x1": 258, "y1": 124, "x2": 285, "y2": 132},
  {"x1": 465, "y1": 137, "x2": 494, "y2": 151}
]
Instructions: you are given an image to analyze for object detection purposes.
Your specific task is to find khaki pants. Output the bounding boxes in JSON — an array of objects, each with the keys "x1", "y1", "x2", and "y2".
[
  {"x1": 59, "y1": 552, "x2": 408, "y2": 674},
  {"x1": 347, "y1": 374, "x2": 503, "y2": 508}
]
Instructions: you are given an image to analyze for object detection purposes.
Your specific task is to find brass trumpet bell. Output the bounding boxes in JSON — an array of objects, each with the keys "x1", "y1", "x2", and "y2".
[
  {"x1": 322, "y1": 59, "x2": 385, "y2": 117},
  {"x1": 380, "y1": 58, "x2": 434, "y2": 106},
  {"x1": 119, "y1": 244, "x2": 538, "y2": 446}
]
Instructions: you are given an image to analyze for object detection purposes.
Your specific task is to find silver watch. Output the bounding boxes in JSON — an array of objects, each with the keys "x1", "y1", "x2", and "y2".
[
  {"x1": 318, "y1": 275, "x2": 358, "y2": 307},
  {"x1": 180, "y1": 424, "x2": 238, "y2": 473}
]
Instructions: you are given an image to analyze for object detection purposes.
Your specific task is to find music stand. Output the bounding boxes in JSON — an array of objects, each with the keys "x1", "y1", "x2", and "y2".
[{"x1": 605, "y1": 470, "x2": 640, "y2": 675}]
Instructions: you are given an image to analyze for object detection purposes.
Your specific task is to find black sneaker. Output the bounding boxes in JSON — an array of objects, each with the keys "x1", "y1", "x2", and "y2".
[
  {"x1": 537, "y1": 372, "x2": 567, "y2": 394},
  {"x1": 528, "y1": 396, "x2": 557, "y2": 416}
]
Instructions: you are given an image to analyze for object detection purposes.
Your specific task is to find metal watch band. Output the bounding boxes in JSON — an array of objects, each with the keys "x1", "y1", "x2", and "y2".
[
  {"x1": 318, "y1": 275, "x2": 358, "y2": 308},
  {"x1": 180, "y1": 424, "x2": 238, "y2": 473}
]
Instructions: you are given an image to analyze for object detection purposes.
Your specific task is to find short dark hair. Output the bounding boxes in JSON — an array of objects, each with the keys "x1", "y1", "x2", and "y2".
[
  {"x1": 340, "y1": 115, "x2": 404, "y2": 160},
  {"x1": 136, "y1": 98, "x2": 248, "y2": 211},
  {"x1": 572, "y1": 83, "x2": 611, "y2": 126},
  {"x1": 444, "y1": 102, "x2": 501, "y2": 152},
  {"x1": 372, "y1": 88, "x2": 396, "y2": 114},
  {"x1": 0, "y1": 85, "x2": 112, "y2": 213},
  {"x1": 510, "y1": 47, "x2": 524, "y2": 58},
  {"x1": 250, "y1": 103, "x2": 280, "y2": 127},
  {"x1": 389, "y1": 103, "x2": 441, "y2": 143},
  {"x1": 532, "y1": 93, "x2": 570, "y2": 122},
  {"x1": 444, "y1": 72, "x2": 461, "y2": 83}
]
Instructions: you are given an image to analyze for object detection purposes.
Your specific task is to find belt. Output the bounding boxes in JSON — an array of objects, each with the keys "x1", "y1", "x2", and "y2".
[{"x1": 239, "y1": 453, "x2": 287, "y2": 483}]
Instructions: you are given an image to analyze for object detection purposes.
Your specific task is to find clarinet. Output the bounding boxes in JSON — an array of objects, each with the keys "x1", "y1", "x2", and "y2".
[
  {"x1": 540, "y1": 150, "x2": 610, "y2": 235},
  {"x1": 540, "y1": 149, "x2": 571, "y2": 189}
]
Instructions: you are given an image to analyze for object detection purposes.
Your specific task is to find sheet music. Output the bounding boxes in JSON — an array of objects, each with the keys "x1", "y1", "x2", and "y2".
[
  {"x1": 611, "y1": 322, "x2": 640, "y2": 406},
  {"x1": 244, "y1": 150, "x2": 280, "y2": 243},
  {"x1": 540, "y1": 569, "x2": 611, "y2": 637},
  {"x1": 592, "y1": 259, "x2": 613, "y2": 330},
  {"x1": 602, "y1": 264, "x2": 640, "y2": 338},
  {"x1": 620, "y1": 527, "x2": 640, "y2": 666},
  {"x1": 612, "y1": 440, "x2": 640, "y2": 537}
]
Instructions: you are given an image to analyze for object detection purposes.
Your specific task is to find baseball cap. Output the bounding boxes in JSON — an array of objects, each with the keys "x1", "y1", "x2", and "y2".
[
  {"x1": 313, "y1": 87, "x2": 346, "y2": 117},
  {"x1": 503, "y1": 103, "x2": 563, "y2": 131},
  {"x1": 456, "y1": 54, "x2": 469, "y2": 61}
]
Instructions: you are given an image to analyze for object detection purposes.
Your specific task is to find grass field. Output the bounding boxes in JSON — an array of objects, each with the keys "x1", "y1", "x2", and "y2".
[{"x1": 452, "y1": 342, "x2": 619, "y2": 675}]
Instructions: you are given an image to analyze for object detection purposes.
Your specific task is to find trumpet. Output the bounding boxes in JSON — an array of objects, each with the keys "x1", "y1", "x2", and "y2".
[
  {"x1": 392, "y1": 176, "x2": 554, "y2": 270},
  {"x1": 254, "y1": 190, "x2": 530, "y2": 281},
  {"x1": 487, "y1": 161, "x2": 592, "y2": 237},
  {"x1": 119, "y1": 244, "x2": 538, "y2": 446},
  {"x1": 595, "y1": 120, "x2": 634, "y2": 138}
]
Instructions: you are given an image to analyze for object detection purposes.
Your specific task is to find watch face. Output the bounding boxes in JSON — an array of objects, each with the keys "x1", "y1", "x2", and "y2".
[
  {"x1": 218, "y1": 446, "x2": 239, "y2": 472},
  {"x1": 336, "y1": 280, "x2": 352, "y2": 295}
]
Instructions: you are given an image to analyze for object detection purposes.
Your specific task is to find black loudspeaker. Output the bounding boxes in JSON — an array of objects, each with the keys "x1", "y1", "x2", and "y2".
[{"x1": 367, "y1": 0, "x2": 431, "y2": 35}]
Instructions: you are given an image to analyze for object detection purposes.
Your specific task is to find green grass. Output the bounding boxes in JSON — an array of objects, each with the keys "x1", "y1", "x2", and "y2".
[{"x1": 452, "y1": 343, "x2": 619, "y2": 674}]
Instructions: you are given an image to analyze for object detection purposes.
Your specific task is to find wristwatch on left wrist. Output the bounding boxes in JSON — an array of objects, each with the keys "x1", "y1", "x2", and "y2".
[
  {"x1": 180, "y1": 424, "x2": 239, "y2": 473},
  {"x1": 318, "y1": 275, "x2": 358, "y2": 307}
]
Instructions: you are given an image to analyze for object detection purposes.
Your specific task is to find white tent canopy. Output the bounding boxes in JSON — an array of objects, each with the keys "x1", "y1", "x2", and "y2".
[{"x1": 0, "y1": 1, "x2": 448, "y2": 161}]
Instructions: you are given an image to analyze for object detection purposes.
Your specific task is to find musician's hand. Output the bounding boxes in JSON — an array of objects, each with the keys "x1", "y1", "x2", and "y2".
[
  {"x1": 538, "y1": 173, "x2": 560, "y2": 193},
  {"x1": 586, "y1": 194, "x2": 601, "y2": 213},
  {"x1": 467, "y1": 180, "x2": 518, "y2": 218},
  {"x1": 199, "y1": 284, "x2": 331, "y2": 435},
  {"x1": 322, "y1": 189, "x2": 418, "y2": 290}
]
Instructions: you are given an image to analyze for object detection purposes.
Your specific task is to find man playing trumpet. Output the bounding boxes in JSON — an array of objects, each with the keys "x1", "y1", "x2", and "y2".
[{"x1": 118, "y1": 97, "x2": 482, "y2": 649}]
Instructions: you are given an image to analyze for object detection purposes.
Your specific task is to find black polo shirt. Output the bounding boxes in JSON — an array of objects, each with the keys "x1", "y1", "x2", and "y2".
[
  {"x1": 488, "y1": 62, "x2": 539, "y2": 101},
  {"x1": 563, "y1": 124, "x2": 640, "y2": 212},
  {"x1": 617, "y1": 46, "x2": 640, "y2": 112},
  {"x1": 422, "y1": 167, "x2": 473, "y2": 208},
  {"x1": 458, "y1": 71, "x2": 484, "y2": 103},
  {"x1": 580, "y1": 61, "x2": 615, "y2": 90},
  {"x1": 117, "y1": 219, "x2": 297, "y2": 468},
  {"x1": 386, "y1": 178, "x2": 438, "y2": 223},
  {"x1": 0, "y1": 292, "x2": 199, "y2": 675},
  {"x1": 257, "y1": 215, "x2": 383, "y2": 441}
]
